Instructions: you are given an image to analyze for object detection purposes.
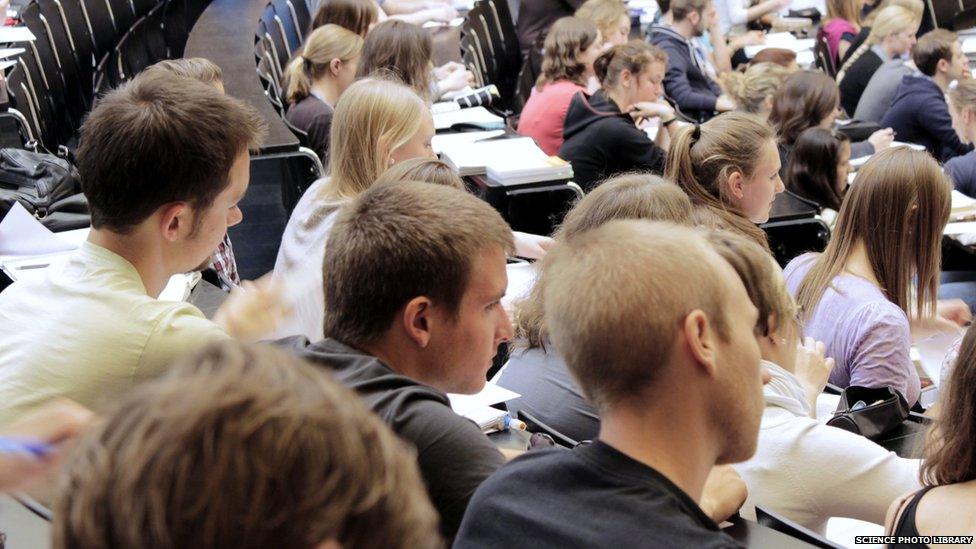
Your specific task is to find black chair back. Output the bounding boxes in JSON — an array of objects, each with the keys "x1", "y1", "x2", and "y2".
[
  {"x1": 130, "y1": 0, "x2": 157, "y2": 17},
  {"x1": 38, "y1": 0, "x2": 97, "y2": 105},
  {"x1": 106, "y1": 0, "x2": 136, "y2": 35},
  {"x1": 762, "y1": 217, "x2": 831, "y2": 267},
  {"x1": 755, "y1": 506, "x2": 845, "y2": 549},
  {"x1": 272, "y1": 0, "x2": 302, "y2": 52},
  {"x1": 80, "y1": 0, "x2": 120, "y2": 60},
  {"x1": 6, "y1": 64, "x2": 42, "y2": 145},
  {"x1": 814, "y1": 28, "x2": 835, "y2": 78}
]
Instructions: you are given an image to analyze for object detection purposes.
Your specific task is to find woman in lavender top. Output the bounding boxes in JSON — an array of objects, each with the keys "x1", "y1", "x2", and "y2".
[{"x1": 784, "y1": 147, "x2": 957, "y2": 406}]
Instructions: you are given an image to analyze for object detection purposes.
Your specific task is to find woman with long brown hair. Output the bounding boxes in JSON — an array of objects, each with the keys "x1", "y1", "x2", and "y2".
[
  {"x1": 665, "y1": 111, "x2": 784, "y2": 251},
  {"x1": 885, "y1": 325, "x2": 976, "y2": 539},
  {"x1": 785, "y1": 147, "x2": 952, "y2": 406}
]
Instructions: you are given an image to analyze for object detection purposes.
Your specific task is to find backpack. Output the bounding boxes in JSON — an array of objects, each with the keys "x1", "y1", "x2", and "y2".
[{"x1": 0, "y1": 148, "x2": 89, "y2": 231}]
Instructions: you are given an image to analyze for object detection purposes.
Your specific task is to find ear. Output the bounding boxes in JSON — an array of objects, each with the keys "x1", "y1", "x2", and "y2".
[
  {"x1": 158, "y1": 202, "x2": 189, "y2": 243},
  {"x1": 683, "y1": 309, "x2": 720, "y2": 377},
  {"x1": 726, "y1": 170, "x2": 746, "y2": 201},
  {"x1": 765, "y1": 314, "x2": 780, "y2": 343},
  {"x1": 620, "y1": 68, "x2": 633, "y2": 88},
  {"x1": 329, "y1": 58, "x2": 343, "y2": 77},
  {"x1": 938, "y1": 57, "x2": 951, "y2": 74},
  {"x1": 401, "y1": 296, "x2": 435, "y2": 348}
]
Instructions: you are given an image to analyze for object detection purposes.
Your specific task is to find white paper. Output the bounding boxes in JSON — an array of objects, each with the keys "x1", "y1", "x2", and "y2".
[
  {"x1": 0, "y1": 26, "x2": 36, "y2": 43},
  {"x1": 913, "y1": 328, "x2": 963, "y2": 387},
  {"x1": 502, "y1": 261, "x2": 538, "y2": 314},
  {"x1": 431, "y1": 129, "x2": 504, "y2": 154},
  {"x1": 963, "y1": 36, "x2": 976, "y2": 54},
  {"x1": 448, "y1": 383, "x2": 520, "y2": 418},
  {"x1": 421, "y1": 17, "x2": 463, "y2": 28},
  {"x1": 158, "y1": 272, "x2": 200, "y2": 302},
  {"x1": 944, "y1": 221, "x2": 976, "y2": 235},
  {"x1": 744, "y1": 33, "x2": 815, "y2": 57},
  {"x1": 0, "y1": 202, "x2": 79, "y2": 255},
  {"x1": 432, "y1": 106, "x2": 504, "y2": 131},
  {"x1": 0, "y1": 47, "x2": 24, "y2": 59}
]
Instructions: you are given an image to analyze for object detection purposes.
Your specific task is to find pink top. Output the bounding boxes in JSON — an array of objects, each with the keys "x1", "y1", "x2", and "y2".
[
  {"x1": 822, "y1": 18, "x2": 858, "y2": 66},
  {"x1": 517, "y1": 80, "x2": 587, "y2": 156}
]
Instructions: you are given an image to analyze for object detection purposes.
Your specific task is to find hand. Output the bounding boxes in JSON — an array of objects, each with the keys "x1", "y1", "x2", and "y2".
[
  {"x1": 434, "y1": 61, "x2": 465, "y2": 80},
  {"x1": 776, "y1": 0, "x2": 792, "y2": 10},
  {"x1": 699, "y1": 465, "x2": 748, "y2": 523},
  {"x1": 794, "y1": 337, "x2": 834, "y2": 401},
  {"x1": 438, "y1": 68, "x2": 473, "y2": 94},
  {"x1": 715, "y1": 94, "x2": 737, "y2": 112},
  {"x1": 0, "y1": 400, "x2": 94, "y2": 492},
  {"x1": 213, "y1": 274, "x2": 287, "y2": 341},
  {"x1": 868, "y1": 128, "x2": 895, "y2": 152},
  {"x1": 512, "y1": 231, "x2": 554, "y2": 260},
  {"x1": 629, "y1": 100, "x2": 675, "y2": 120},
  {"x1": 733, "y1": 31, "x2": 766, "y2": 49},
  {"x1": 937, "y1": 298, "x2": 972, "y2": 326}
]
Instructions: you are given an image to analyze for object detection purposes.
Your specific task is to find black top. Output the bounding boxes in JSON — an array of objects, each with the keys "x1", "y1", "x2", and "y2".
[
  {"x1": 515, "y1": 0, "x2": 584, "y2": 54},
  {"x1": 454, "y1": 440, "x2": 743, "y2": 548},
  {"x1": 839, "y1": 48, "x2": 883, "y2": 116},
  {"x1": 285, "y1": 95, "x2": 334, "y2": 165},
  {"x1": 840, "y1": 26, "x2": 870, "y2": 65},
  {"x1": 280, "y1": 337, "x2": 506, "y2": 539},
  {"x1": 889, "y1": 486, "x2": 937, "y2": 548},
  {"x1": 559, "y1": 90, "x2": 666, "y2": 191}
]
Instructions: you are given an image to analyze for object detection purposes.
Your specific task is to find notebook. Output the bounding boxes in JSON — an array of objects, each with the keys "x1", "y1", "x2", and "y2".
[{"x1": 432, "y1": 106, "x2": 505, "y2": 131}]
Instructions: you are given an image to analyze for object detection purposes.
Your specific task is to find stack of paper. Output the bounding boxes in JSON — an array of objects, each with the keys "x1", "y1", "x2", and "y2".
[
  {"x1": 433, "y1": 106, "x2": 505, "y2": 131},
  {"x1": 744, "y1": 32, "x2": 815, "y2": 57},
  {"x1": 439, "y1": 136, "x2": 530, "y2": 176},
  {"x1": 431, "y1": 129, "x2": 505, "y2": 155},
  {"x1": 448, "y1": 383, "x2": 520, "y2": 433}
]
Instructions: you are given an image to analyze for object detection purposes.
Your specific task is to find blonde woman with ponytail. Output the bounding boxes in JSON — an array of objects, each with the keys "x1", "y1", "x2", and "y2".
[
  {"x1": 720, "y1": 62, "x2": 792, "y2": 120},
  {"x1": 283, "y1": 24, "x2": 363, "y2": 163},
  {"x1": 665, "y1": 111, "x2": 784, "y2": 250},
  {"x1": 273, "y1": 78, "x2": 433, "y2": 340},
  {"x1": 837, "y1": 5, "x2": 919, "y2": 116}
]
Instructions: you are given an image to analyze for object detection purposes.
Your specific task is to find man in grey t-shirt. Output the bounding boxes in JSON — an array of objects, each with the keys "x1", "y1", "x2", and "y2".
[{"x1": 854, "y1": 59, "x2": 914, "y2": 123}]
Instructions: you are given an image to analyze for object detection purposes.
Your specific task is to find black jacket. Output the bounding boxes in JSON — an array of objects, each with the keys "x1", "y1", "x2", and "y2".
[
  {"x1": 648, "y1": 25, "x2": 721, "y2": 122},
  {"x1": 880, "y1": 75, "x2": 973, "y2": 162},
  {"x1": 838, "y1": 47, "x2": 882, "y2": 116},
  {"x1": 558, "y1": 90, "x2": 666, "y2": 191}
]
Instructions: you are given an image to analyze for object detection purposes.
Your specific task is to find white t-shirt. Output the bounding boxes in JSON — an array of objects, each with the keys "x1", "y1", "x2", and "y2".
[{"x1": 0, "y1": 242, "x2": 228, "y2": 425}]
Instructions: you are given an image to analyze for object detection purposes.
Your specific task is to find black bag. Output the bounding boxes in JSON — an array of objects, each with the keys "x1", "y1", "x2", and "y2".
[
  {"x1": 0, "y1": 148, "x2": 89, "y2": 231},
  {"x1": 835, "y1": 121, "x2": 881, "y2": 142},
  {"x1": 826, "y1": 386, "x2": 910, "y2": 440}
]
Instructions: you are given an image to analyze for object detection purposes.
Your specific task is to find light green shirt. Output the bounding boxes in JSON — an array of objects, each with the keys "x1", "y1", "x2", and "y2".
[{"x1": 0, "y1": 242, "x2": 228, "y2": 425}]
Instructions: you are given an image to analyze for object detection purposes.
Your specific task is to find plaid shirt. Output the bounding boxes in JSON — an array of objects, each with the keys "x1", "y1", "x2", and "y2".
[{"x1": 210, "y1": 234, "x2": 240, "y2": 289}]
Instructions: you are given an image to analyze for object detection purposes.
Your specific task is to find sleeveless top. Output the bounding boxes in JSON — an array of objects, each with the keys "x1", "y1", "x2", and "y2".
[{"x1": 889, "y1": 485, "x2": 937, "y2": 547}]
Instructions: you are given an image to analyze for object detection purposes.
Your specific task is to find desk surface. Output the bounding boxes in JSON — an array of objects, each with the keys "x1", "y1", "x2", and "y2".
[
  {"x1": 723, "y1": 517, "x2": 818, "y2": 548},
  {"x1": 184, "y1": 0, "x2": 298, "y2": 154}
]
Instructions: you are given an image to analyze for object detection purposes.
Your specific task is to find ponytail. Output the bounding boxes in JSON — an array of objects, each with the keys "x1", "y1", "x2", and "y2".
[
  {"x1": 665, "y1": 112, "x2": 775, "y2": 250},
  {"x1": 284, "y1": 24, "x2": 364, "y2": 104},
  {"x1": 594, "y1": 40, "x2": 667, "y2": 89},
  {"x1": 284, "y1": 55, "x2": 314, "y2": 104}
]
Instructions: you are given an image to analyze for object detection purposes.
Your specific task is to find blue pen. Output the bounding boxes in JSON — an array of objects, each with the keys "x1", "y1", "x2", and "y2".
[
  {"x1": 504, "y1": 415, "x2": 527, "y2": 431},
  {"x1": 0, "y1": 437, "x2": 53, "y2": 457}
]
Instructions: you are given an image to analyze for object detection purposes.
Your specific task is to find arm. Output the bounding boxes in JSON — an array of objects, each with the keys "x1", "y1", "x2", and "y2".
[
  {"x1": 659, "y1": 44, "x2": 719, "y2": 113},
  {"x1": 707, "y1": 23, "x2": 734, "y2": 74},
  {"x1": 0, "y1": 400, "x2": 93, "y2": 492},
  {"x1": 848, "y1": 305, "x2": 921, "y2": 406}
]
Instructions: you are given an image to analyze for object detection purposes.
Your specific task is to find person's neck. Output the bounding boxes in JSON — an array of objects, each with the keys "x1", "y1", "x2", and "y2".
[
  {"x1": 606, "y1": 87, "x2": 631, "y2": 113},
  {"x1": 87, "y1": 227, "x2": 173, "y2": 298},
  {"x1": 310, "y1": 78, "x2": 340, "y2": 108},
  {"x1": 359, "y1": 332, "x2": 446, "y2": 391},
  {"x1": 881, "y1": 42, "x2": 899, "y2": 60},
  {"x1": 842, "y1": 240, "x2": 881, "y2": 287},
  {"x1": 669, "y1": 19, "x2": 695, "y2": 40},
  {"x1": 598, "y1": 397, "x2": 717, "y2": 504},
  {"x1": 932, "y1": 71, "x2": 952, "y2": 92}
]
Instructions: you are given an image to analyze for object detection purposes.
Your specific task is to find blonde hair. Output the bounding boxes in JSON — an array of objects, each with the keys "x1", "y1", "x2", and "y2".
[
  {"x1": 284, "y1": 24, "x2": 363, "y2": 104},
  {"x1": 795, "y1": 147, "x2": 950, "y2": 322},
  {"x1": 515, "y1": 173, "x2": 692, "y2": 349},
  {"x1": 575, "y1": 0, "x2": 628, "y2": 38},
  {"x1": 323, "y1": 78, "x2": 426, "y2": 200},
  {"x1": 839, "y1": 5, "x2": 918, "y2": 78},
  {"x1": 665, "y1": 111, "x2": 775, "y2": 250},
  {"x1": 144, "y1": 58, "x2": 222, "y2": 85},
  {"x1": 827, "y1": 0, "x2": 861, "y2": 25},
  {"x1": 375, "y1": 157, "x2": 465, "y2": 189},
  {"x1": 863, "y1": 0, "x2": 923, "y2": 24},
  {"x1": 721, "y1": 63, "x2": 792, "y2": 115},
  {"x1": 53, "y1": 341, "x2": 442, "y2": 549},
  {"x1": 949, "y1": 78, "x2": 976, "y2": 114}
]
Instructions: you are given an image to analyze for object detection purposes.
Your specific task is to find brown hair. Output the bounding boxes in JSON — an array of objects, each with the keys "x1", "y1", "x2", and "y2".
[
  {"x1": 541, "y1": 220, "x2": 730, "y2": 410},
  {"x1": 922, "y1": 326, "x2": 976, "y2": 485},
  {"x1": 323, "y1": 181, "x2": 514, "y2": 346},
  {"x1": 949, "y1": 77, "x2": 976, "y2": 114},
  {"x1": 665, "y1": 111, "x2": 775, "y2": 250},
  {"x1": 53, "y1": 341, "x2": 442, "y2": 549},
  {"x1": 356, "y1": 20, "x2": 433, "y2": 101},
  {"x1": 670, "y1": 0, "x2": 710, "y2": 22},
  {"x1": 375, "y1": 158, "x2": 465, "y2": 189},
  {"x1": 721, "y1": 62, "x2": 793, "y2": 115},
  {"x1": 284, "y1": 24, "x2": 363, "y2": 104},
  {"x1": 706, "y1": 229, "x2": 796, "y2": 338},
  {"x1": 785, "y1": 127, "x2": 850, "y2": 211},
  {"x1": 575, "y1": 0, "x2": 628, "y2": 37},
  {"x1": 515, "y1": 174, "x2": 692, "y2": 348},
  {"x1": 311, "y1": 0, "x2": 378, "y2": 37},
  {"x1": 748, "y1": 48, "x2": 798, "y2": 67},
  {"x1": 143, "y1": 57, "x2": 222, "y2": 85},
  {"x1": 537, "y1": 17, "x2": 600, "y2": 90},
  {"x1": 795, "y1": 147, "x2": 950, "y2": 322},
  {"x1": 827, "y1": 0, "x2": 861, "y2": 25},
  {"x1": 768, "y1": 70, "x2": 839, "y2": 145},
  {"x1": 77, "y1": 70, "x2": 266, "y2": 233},
  {"x1": 594, "y1": 40, "x2": 667, "y2": 90},
  {"x1": 913, "y1": 29, "x2": 957, "y2": 77}
]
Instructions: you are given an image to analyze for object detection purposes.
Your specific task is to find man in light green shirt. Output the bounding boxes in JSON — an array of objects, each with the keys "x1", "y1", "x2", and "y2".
[{"x1": 0, "y1": 70, "x2": 276, "y2": 424}]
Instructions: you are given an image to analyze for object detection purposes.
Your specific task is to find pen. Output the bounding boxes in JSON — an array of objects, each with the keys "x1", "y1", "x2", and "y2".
[
  {"x1": 504, "y1": 415, "x2": 527, "y2": 431},
  {"x1": 0, "y1": 437, "x2": 53, "y2": 457}
]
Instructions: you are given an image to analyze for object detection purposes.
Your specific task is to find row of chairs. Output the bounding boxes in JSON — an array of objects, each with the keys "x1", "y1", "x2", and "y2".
[
  {"x1": 5, "y1": 0, "x2": 209, "y2": 152},
  {"x1": 460, "y1": 0, "x2": 520, "y2": 114}
]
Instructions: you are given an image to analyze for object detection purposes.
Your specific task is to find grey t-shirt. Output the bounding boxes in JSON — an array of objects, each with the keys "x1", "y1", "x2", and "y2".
[
  {"x1": 853, "y1": 59, "x2": 913, "y2": 123},
  {"x1": 282, "y1": 337, "x2": 507, "y2": 539}
]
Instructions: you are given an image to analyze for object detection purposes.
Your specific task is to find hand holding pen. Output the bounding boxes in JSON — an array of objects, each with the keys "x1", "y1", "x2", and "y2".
[{"x1": 0, "y1": 399, "x2": 93, "y2": 492}]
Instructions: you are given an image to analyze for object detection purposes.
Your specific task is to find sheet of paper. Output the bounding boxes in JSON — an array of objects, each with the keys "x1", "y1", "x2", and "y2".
[
  {"x1": 158, "y1": 272, "x2": 200, "y2": 302},
  {"x1": 913, "y1": 328, "x2": 963, "y2": 388},
  {"x1": 0, "y1": 202, "x2": 79, "y2": 255},
  {"x1": 432, "y1": 106, "x2": 504, "y2": 130},
  {"x1": 0, "y1": 47, "x2": 24, "y2": 59},
  {"x1": 0, "y1": 26, "x2": 35, "y2": 43},
  {"x1": 431, "y1": 129, "x2": 504, "y2": 154},
  {"x1": 964, "y1": 36, "x2": 976, "y2": 54},
  {"x1": 943, "y1": 221, "x2": 976, "y2": 235},
  {"x1": 502, "y1": 261, "x2": 538, "y2": 314},
  {"x1": 448, "y1": 383, "x2": 520, "y2": 418}
]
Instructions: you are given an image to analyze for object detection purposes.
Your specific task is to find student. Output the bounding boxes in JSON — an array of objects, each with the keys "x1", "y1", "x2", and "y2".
[
  {"x1": 840, "y1": 0, "x2": 923, "y2": 66},
  {"x1": 283, "y1": 181, "x2": 513, "y2": 539},
  {"x1": 559, "y1": 41, "x2": 678, "y2": 190},
  {"x1": 822, "y1": 0, "x2": 862, "y2": 65},
  {"x1": 142, "y1": 58, "x2": 242, "y2": 291},
  {"x1": 374, "y1": 157, "x2": 465, "y2": 188},
  {"x1": 880, "y1": 29, "x2": 974, "y2": 162},
  {"x1": 947, "y1": 79, "x2": 976, "y2": 198},
  {"x1": 853, "y1": 57, "x2": 915, "y2": 123},
  {"x1": 784, "y1": 127, "x2": 851, "y2": 226},
  {"x1": 713, "y1": 0, "x2": 790, "y2": 34},
  {"x1": 785, "y1": 147, "x2": 952, "y2": 406},
  {"x1": 648, "y1": 0, "x2": 736, "y2": 121},
  {"x1": 311, "y1": 0, "x2": 378, "y2": 36},
  {"x1": 0, "y1": 73, "x2": 281, "y2": 424},
  {"x1": 53, "y1": 341, "x2": 442, "y2": 548},
  {"x1": 518, "y1": 17, "x2": 603, "y2": 155},
  {"x1": 708, "y1": 231, "x2": 921, "y2": 534},
  {"x1": 837, "y1": 5, "x2": 919, "y2": 116},
  {"x1": 517, "y1": 0, "x2": 585, "y2": 55},
  {"x1": 665, "y1": 111, "x2": 784, "y2": 250},
  {"x1": 749, "y1": 47, "x2": 799, "y2": 69},
  {"x1": 575, "y1": 0, "x2": 630, "y2": 47},
  {"x1": 455, "y1": 220, "x2": 768, "y2": 547},
  {"x1": 500, "y1": 174, "x2": 693, "y2": 443},
  {"x1": 273, "y1": 78, "x2": 431, "y2": 341},
  {"x1": 0, "y1": 400, "x2": 92, "y2": 492},
  {"x1": 886, "y1": 326, "x2": 976, "y2": 540},
  {"x1": 769, "y1": 70, "x2": 891, "y2": 167},
  {"x1": 355, "y1": 20, "x2": 471, "y2": 102},
  {"x1": 720, "y1": 62, "x2": 792, "y2": 120}
]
